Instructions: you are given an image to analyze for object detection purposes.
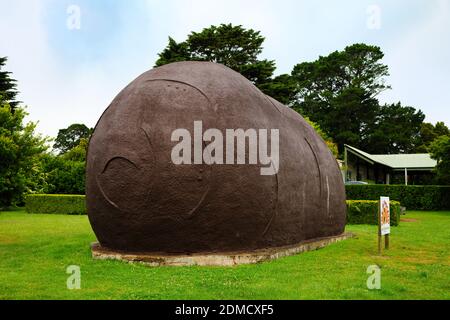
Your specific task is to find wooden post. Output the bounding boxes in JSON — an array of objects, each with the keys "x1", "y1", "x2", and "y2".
[
  {"x1": 378, "y1": 200, "x2": 382, "y2": 255},
  {"x1": 344, "y1": 147, "x2": 348, "y2": 182},
  {"x1": 385, "y1": 234, "x2": 390, "y2": 250}
]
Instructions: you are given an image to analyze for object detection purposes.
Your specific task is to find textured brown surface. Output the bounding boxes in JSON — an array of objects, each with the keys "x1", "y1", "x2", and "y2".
[{"x1": 86, "y1": 61, "x2": 346, "y2": 254}]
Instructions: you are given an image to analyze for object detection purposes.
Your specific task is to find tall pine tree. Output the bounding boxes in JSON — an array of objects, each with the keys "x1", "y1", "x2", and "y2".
[{"x1": 0, "y1": 57, "x2": 19, "y2": 111}]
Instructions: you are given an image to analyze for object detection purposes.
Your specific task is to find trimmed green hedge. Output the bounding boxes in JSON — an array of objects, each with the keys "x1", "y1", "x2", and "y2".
[
  {"x1": 346, "y1": 200, "x2": 401, "y2": 226},
  {"x1": 346, "y1": 185, "x2": 450, "y2": 210},
  {"x1": 25, "y1": 194, "x2": 86, "y2": 215}
]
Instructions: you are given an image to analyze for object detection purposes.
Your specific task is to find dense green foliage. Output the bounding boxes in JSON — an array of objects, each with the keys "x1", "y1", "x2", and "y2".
[
  {"x1": 429, "y1": 135, "x2": 450, "y2": 184},
  {"x1": 346, "y1": 200, "x2": 400, "y2": 226},
  {"x1": 366, "y1": 102, "x2": 424, "y2": 154},
  {"x1": 0, "y1": 59, "x2": 49, "y2": 207},
  {"x1": 38, "y1": 138, "x2": 88, "y2": 195},
  {"x1": 156, "y1": 24, "x2": 275, "y2": 86},
  {"x1": 22, "y1": 132, "x2": 88, "y2": 196},
  {"x1": 1, "y1": 209, "x2": 449, "y2": 299},
  {"x1": 155, "y1": 24, "x2": 293, "y2": 103},
  {"x1": 25, "y1": 194, "x2": 86, "y2": 215},
  {"x1": 291, "y1": 43, "x2": 425, "y2": 154},
  {"x1": 53, "y1": 123, "x2": 92, "y2": 154},
  {"x1": 346, "y1": 185, "x2": 450, "y2": 210},
  {"x1": 0, "y1": 57, "x2": 19, "y2": 110},
  {"x1": 17, "y1": 138, "x2": 87, "y2": 196},
  {"x1": 417, "y1": 122, "x2": 450, "y2": 152},
  {"x1": 0, "y1": 99, "x2": 48, "y2": 207},
  {"x1": 304, "y1": 117, "x2": 338, "y2": 158},
  {"x1": 40, "y1": 155, "x2": 86, "y2": 195},
  {"x1": 1, "y1": 53, "x2": 89, "y2": 200},
  {"x1": 258, "y1": 73, "x2": 297, "y2": 105}
]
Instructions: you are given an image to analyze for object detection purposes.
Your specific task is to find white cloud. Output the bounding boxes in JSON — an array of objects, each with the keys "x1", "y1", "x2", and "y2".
[
  {"x1": 381, "y1": 0, "x2": 450, "y2": 124},
  {"x1": 0, "y1": 1, "x2": 59, "y2": 137},
  {"x1": 0, "y1": 0, "x2": 152, "y2": 138}
]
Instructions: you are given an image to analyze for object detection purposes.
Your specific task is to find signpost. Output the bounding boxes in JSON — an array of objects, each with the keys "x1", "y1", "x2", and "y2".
[{"x1": 378, "y1": 197, "x2": 391, "y2": 254}]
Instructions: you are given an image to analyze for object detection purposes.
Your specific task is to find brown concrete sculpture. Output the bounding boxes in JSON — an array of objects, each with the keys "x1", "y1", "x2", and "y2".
[{"x1": 86, "y1": 61, "x2": 347, "y2": 255}]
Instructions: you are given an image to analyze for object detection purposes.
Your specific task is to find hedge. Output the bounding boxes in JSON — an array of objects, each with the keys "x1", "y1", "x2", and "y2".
[
  {"x1": 346, "y1": 185, "x2": 450, "y2": 211},
  {"x1": 346, "y1": 200, "x2": 401, "y2": 226},
  {"x1": 24, "y1": 194, "x2": 401, "y2": 227},
  {"x1": 25, "y1": 194, "x2": 86, "y2": 215}
]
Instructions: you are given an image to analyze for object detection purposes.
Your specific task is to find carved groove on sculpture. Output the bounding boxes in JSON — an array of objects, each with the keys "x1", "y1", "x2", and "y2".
[
  {"x1": 144, "y1": 78, "x2": 217, "y2": 112},
  {"x1": 304, "y1": 137, "x2": 323, "y2": 196},
  {"x1": 264, "y1": 95, "x2": 283, "y2": 114},
  {"x1": 96, "y1": 156, "x2": 139, "y2": 211},
  {"x1": 86, "y1": 61, "x2": 347, "y2": 254}
]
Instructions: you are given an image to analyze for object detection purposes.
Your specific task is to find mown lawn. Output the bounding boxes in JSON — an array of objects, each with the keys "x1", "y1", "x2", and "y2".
[{"x1": 0, "y1": 209, "x2": 449, "y2": 300}]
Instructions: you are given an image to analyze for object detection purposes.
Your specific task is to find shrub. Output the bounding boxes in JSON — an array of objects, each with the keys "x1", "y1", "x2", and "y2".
[
  {"x1": 0, "y1": 102, "x2": 49, "y2": 208},
  {"x1": 41, "y1": 155, "x2": 86, "y2": 195},
  {"x1": 346, "y1": 200, "x2": 401, "y2": 226},
  {"x1": 25, "y1": 194, "x2": 86, "y2": 215},
  {"x1": 346, "y1": 185, "x2": 450, "y2": 210}
]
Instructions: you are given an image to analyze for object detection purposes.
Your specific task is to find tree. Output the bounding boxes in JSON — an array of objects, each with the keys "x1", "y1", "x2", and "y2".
[
  {"x1": 291, "y1": 43, "x2": 424, "y2": 154},
  {"x1": 294, "y1": 86, "x2": 380, "y2": 152},
  {"x1": 416, "y1": 121, "x2": 450, "y2": 152},
  {"x1": 53, "y1": 123, "x2": 92, "y2": 154},
  {"x1": 40, "y1": 154, "x2": 86, "y2": 195},
  {"x1": 434, "y1": 122, "x2": 450, "y2": 137},
  {"x1": 155, "y1": 24, "x2": 294, "y2": 99},
  {"x1": 304, "y1": 117, "x2": 338, "y2": 158},
  {"x1": 156, "y1": 37, "x2": 190, "y2": 65},
  {"x1": 258, "y1": 74, "x2": 297, "y2": 105},
  {"x1": 29, "y1": 137, "x2": 88, "y2": 196},
  {"x1": 366, "y1": 103, "x2": 425, "y2": 154},
  {"x1": 0, "y1": 57, "x2": 19, "y2": 111},
  {"x1": 429, "y1": 135, "x2": 450, "y2": 184},
  {"x1": 0, "y1": 98, "x2": 48, "y2": 207},
  {"x1": 418, "y1": 122, "x2": 438, "y2": 152},
  {"x1": 292, "y1": 44, "x2": 390, "y2": 104},
  {"x1": 62, "y1": 137, "x2": 88, "y2": 162}
]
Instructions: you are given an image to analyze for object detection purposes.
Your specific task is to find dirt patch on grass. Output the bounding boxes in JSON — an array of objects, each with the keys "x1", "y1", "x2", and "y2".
[
  {"x1": 399, "y1": 256, "x2": 438, "y2": 265},
  {"x1": 0, "y1": 236, "x2": 20, "y2": 245},
  {"x1": 400, "y1": 218, "x2": 419, "y2": 223}
]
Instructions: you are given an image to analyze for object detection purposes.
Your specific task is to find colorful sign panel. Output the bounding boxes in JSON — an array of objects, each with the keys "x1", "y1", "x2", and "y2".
[{"x1": 380, "y1": 197, "x2": 390, "y2": 236}]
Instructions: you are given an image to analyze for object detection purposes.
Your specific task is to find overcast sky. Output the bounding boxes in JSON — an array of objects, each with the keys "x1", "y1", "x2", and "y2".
[{"x1": 0, "y1": 0, "x2": 449, "y2": 138}]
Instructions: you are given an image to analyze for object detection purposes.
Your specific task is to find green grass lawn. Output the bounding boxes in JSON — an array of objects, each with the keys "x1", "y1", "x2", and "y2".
[{"x1": 0, "y1": 209, "x2": 449, "y2": 300}]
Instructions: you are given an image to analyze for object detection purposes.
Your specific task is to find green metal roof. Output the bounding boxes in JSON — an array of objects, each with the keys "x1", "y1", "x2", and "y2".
[{"x1": 345, "y1": 145, "x2": 437, "y2": 170}]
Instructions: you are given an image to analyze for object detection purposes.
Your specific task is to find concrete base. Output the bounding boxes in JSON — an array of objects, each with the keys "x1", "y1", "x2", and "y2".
[{"x1": 91, "y1": 233, "x2": 353, "y2": 267}]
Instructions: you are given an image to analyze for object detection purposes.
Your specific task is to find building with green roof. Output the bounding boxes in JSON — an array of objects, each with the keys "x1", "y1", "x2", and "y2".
[{"x1": 344, "y1": 145, "x2": 437, "y2": 185}]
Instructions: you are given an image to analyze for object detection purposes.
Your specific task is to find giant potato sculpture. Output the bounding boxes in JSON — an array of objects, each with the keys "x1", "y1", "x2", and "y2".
[{"x1": 86, "y1": 61, "x2": 346, "y2": 254}]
